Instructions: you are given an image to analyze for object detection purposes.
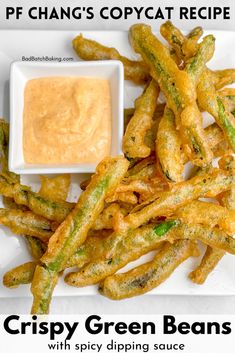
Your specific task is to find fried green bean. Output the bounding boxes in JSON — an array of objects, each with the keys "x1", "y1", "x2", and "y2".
[
  {"x1": 220, "y1": 96, "x2": 235, "y2": 118},
  {"x1": 189, "y1": 246, "x2": 225, "y2": 284},
  {"x1": 80, "y1": 157, "x2": 161, "y2": 202},
  {"x1": 1, "y1": 182, "x2": 47, "y2": 264},
  {"x1": 2, "y1": 196, "x2": 27, "y2": 211},
  {"x1": 115, "y1": 179, "x2": 166, "y2": 203},
  {"x1": 197, "y1": 70, "x2": 235, "y2": 151},
  {"x1": 214, "y1": 69, "x2": 235, "y2": 90},
  {"x1": 0, "y1": 119, "x2": 10, "y2": 173},
  {"x1": 181, "y1": 36, "x2": 214, "y2": 162},
  {"x1": 160, "y1": 21, "x2": 186, "y2": 60},
  {"x1": 189, "y1": 155, "x2": 235, "y2": 284},
  {"x1": 3, "y1": 230, "x2": 112, "y2": 288},
  {"x1": 175, "y1": 200, "x2": 235, "y2": 235},
  {"x1": 196, "y1": 123, "x2": 230, "y2": 160},
  {"x1": 41, "y1": 157, "x2": 128, "y2": 271},
  {"x1": 185, "y1": 35, "x2": 215, "y2": 84},
  {"x1": 65, "y1": 220, "x2": 179, "y2": 287},
  {"x1": 204, "y1": 123, "x2": 225, "y2": 150},
  {"x1": 2, "y1": 174, "x2": 69, "y2": 288},
  {"x1": 212, "y1": 140, "x2": 231, "y2": 158},
  {"x1": 218, "y1": 155, "x2": 235, "y2": 209},
  {"x1": 160, "y1": 21, "x2": 215, "y2": 90},
  {"x1": 144, "y1": 120, "x2": 159, "y2": 152},
  {"x1": 187, "y1": 26, "x2": 203, "y2": 41},
  {"x1": 31, "y1": 157, "x2": 129, "y2": 314},
  {"x1": 160, "y1": 21, "x2": 208, "y2": 69},
  {"x1": 172, "y1": 223, "x2": 235, "y2": 253},
  {"x1": 219, "y1": 156, "x2": 235, "y2": 211},
  {"x1": 219, "y1": 88, "x2": 235, "y2": 103},
  {"x1": 0, "y1": 119, "x2": 19, "y2": 182},
  {"x1": 129, "y1": 24, "x2": 189, "y2": 118},
  {"x1": 92, "y1": 203, "x2": 121, "y2": 231},
  {"x1": 123, "y1": 79, "x2": 159, "y2": 158},
  {"x1": 122, "y1": 168, "x2": 235, "y2": 230},
  {"x1": 65, "y1": 217, "x2": 235, "y2": 288},
  {"x1": 0, "y1": 173, "x2": 75, "y2": 223},
  {"x1": 160, "y1": 22, "x2": 234, "y2": 154},
  {"x1": 171, "y1": 122, "x2": 226, "y2": 165},
  {"x1": 3, "y1": 231, "x2": 107, "y2": 288},
  {"x1": 25, "y1": 236, "x2": 47, "y2": 260},
  {"x1": 0, "y1": 208, "x2": 55, "y2": 242},
  {"x1": 129, "y1": 24, "x2": 212, "y2": 166},
  {"x1": 157, "y1": 107, "x2": 183, "y2": 182},
  {"x1": 72, "y1": 34, "x2": 150, "y2": 84},
  {"x1": 125, "y1": 156, "x2": 157, "y2": 180},
  {"x1": 159, "y1": 22, "x2": 229, "y2": 159},
  {"x1": 65, "y1": 232, "x2": 110, "y2": 269},
  {"x1": 124, "y1": 108, "x2": 135, "y2": 132},
  {"x1": 161, "y1": 23, "x2": 235, "y2": 151},
  {"x1": 3, "y1": 262, "x2": 37, "y2": 288},
  {"x1": 31, "y1": 266, "x2": 58, "y2": 315},
  {"x1": 159, "y1": 21, "x2": 203, "y2": 65},
  {"x1": 100, "y1": 240, "x2": 197, "y2": 300}
]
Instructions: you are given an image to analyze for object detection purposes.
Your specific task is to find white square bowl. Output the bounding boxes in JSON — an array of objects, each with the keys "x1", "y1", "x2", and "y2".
[{"x1": 9, "y1": 61, "x2": 124, "y2": 174}]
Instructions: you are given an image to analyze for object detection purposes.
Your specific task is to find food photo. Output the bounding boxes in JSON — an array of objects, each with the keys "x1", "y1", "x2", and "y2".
[{"x1": 0, "y1": 17, "x2": 234, "y2": 316}]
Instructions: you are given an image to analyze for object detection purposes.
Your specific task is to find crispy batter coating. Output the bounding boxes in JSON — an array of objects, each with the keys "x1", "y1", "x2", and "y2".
[
  {"x1": 214, "y1": 69, "x2": 235, "y2": 90},
  {"x1": 157, "y1": 107, "x2": 183, "y2": 182},
  {"x1": 0, "y1": 173, "x2": 75, "y2": 223},
  {"x1": 184, "y1": 35, "x2": 215, "y2": 84},
  {"x1": 197, "y1": 70, "x2": 235, "y2": 152},
  {"x1": 205, "y1": 123, "x2": 225, "y2": 150},
  {"x1": 124, "y1": 108, "x2": 135, "y2": 131},
  {"x1": 122, "y1": 169, "x2": 235, "y2": 230},
  {"x1": 2, "y1": 22, "x2": 235, "y2": 313},
  {"x1": 72, "y1": 34, "x2": 150, "y2": 84},
  {"x1": 0, "y1": 208, "x2": 55, "y2": 242},
  {"x1": 31, "y1": 157, "x2": 129, "y2": 314},
  {"x1": 100, "y1": 240, "x2": 197, "y2": 300},
  {"x1": 162, "y1": 23, "x2": 235, "y2": 154},
  {"x1": 0, "y1": 119, "x2": 20, "y2": 182},
  {"x1": 160, "y1": 21, "x2": 203, "y2": 62},
  {"x1": 126, "y1": 156, "x2": 157, "y2": 180},
  {"x1": 65, "y1": 221, "x2": 178, "y2": 287},
  {"x1": 106, "y1": 191, "x2": 138, "y2": 205},
  {"x1": 2, "y1": 173, "x2": 71, "y2": 289},
  {"x1": 175, "y1": 200, "x2": 235, "y2": 235},
  {"x1": 92, "y1": 203, "x2": 121, "y2": 230},
  {"x1": 188, "y1": 156, "x2": 235, "y2": 285},
  {"x1": 123, "y1": 80, "x2": 159, "y2": 158},
  {"x1": 31, "y1": 265, "x2": 58, "y2": 315},
  {"x1": 39, "y1": 174, "x2": 71, "y2": 202},
  {"x1": 65, "y1": 219, "x2": 235, "y2": 288},
  {"x1": 189, "y1": 247, "x2": 225, "y2": 284},
  {"x1": 3, "y1": 262, "x2": 37, "y2": 288},
  {"x1": 25, "y1": 236, "x2": 47, "y2": 260},
  {"x1": 41, "y1": 157, "x2": 129, "y2": 272},
  {"x1": 218, "y1": 155, "x2": 235, "y2": 209},
  {"x1": 129, "y1": 24, "x2": 212, "y2": 166},
  {"x1": 171, "y1": 223, "x2": 235, "y2": 254},
  {"x1": 3, "y1": 231, "x2": 111, "y2": 288},
  {"x1": 65, "y1": 231, "x2": 113, "y2": 269}
]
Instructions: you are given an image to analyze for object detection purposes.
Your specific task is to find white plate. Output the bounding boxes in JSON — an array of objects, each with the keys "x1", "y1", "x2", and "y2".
[{"x1": 0, "y1": 29, "x2": 235, "y2": 298}]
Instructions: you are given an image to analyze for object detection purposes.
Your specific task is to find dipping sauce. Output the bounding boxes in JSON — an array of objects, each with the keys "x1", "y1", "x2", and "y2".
[{"x1": 23, "y1": 77, "x2": 111, "y2": 164}]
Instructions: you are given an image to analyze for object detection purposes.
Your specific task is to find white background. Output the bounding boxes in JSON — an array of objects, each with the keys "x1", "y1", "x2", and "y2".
[
  {"x1": 1, "y1": 315, "x2": 234, "y2": 353},
  {"x1": 0, "y1": 0, "x2": 235, "y2": 315}
]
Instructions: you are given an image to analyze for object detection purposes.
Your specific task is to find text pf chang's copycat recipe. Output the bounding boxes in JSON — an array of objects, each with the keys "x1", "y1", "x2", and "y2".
[{"x1": 23, "y1": 77, "x2": 112, "y2": 164}]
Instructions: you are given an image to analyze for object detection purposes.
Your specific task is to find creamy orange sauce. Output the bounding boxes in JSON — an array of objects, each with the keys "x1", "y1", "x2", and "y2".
[{"x1": 23, "y1": 77, "x2": 111, "y2": 164}]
